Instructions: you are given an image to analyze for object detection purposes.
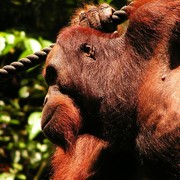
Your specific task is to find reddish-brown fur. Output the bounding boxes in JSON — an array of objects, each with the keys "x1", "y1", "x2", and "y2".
[
  {"x1": 41, "y1": 0, "x2": 180, "y2": 179},
  {"x1": 52, "y1": 135, "x2": 107, "y2": 180}
]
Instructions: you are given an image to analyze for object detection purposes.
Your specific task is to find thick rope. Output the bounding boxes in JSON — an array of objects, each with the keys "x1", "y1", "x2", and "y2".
[{"x1": 0, "y1": 44, "x2": 55, "y2": 82}]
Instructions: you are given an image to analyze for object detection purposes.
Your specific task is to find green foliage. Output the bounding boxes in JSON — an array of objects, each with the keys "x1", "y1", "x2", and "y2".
[
  {"x1": 98, "y1": 0, "x2": 113, "y2": 4},
  {"x1": 0, "y1": 30, "x2": 53, "y2": 179},
  {"x1": 0, "y1": 31, "x2": 52, "y2": 59}
]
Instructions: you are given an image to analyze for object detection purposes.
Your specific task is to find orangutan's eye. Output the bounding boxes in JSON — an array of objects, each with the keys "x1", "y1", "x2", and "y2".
[{"x1": 80, "y1": 43, "x2": 96, "y2": 60}]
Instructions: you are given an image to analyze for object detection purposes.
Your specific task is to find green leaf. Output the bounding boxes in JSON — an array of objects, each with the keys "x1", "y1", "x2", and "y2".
[
  {"x1": 5, "y1": 33, "x2": 15, "y2": 44},
  {"x1": 0, "y1": 114, "x2": 11, "y2": 123},
  {"x1": 16, "y1": 174, "x2": 26, "y2": 180},
  {"x1": 0, "y1": 173, "x2": 15, "y2": 180},
  {"x1": 24, "y1": 38, "x2": 41, "y2": 52},
  {"x1": 1, "y1": 44, "x2": 14, "y2": 56},
  {"x1": 39, "y1": 38, "x2": 53, "y2": 48},
  {"x1": 13, "y1": 151, "x2": 21, "y2": 163},
  {"x1": 18, "y1": 49, "x2": 33, "y2": 59},
  {"x1": 27, "y1": 112, "x2": 42, "y2": 140},
  {"x1": 99, "y1": 0, "x2": 113, "y2": 3},
  {"x1": 19, "y1": 86, "x2": 30, "y2": 98},
  {"x1": 30, "y1": 151, "x2": 42, "y2": 165},
  {"x1": 0, "y1": 36, "x2": 6, "y2": 54},
  {"x1": 12, "y1": 163, "x2": 23, "y2": 171}
]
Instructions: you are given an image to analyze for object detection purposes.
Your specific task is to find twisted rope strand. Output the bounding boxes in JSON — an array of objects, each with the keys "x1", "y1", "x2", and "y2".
[{"x1": 0, "y1": 44, "x2": 55, "y2": 82}]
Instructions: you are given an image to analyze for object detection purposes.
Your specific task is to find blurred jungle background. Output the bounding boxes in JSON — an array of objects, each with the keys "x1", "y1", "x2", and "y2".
[{"x1": 0, "y1": 0, "x2": 128, "y2": 179}]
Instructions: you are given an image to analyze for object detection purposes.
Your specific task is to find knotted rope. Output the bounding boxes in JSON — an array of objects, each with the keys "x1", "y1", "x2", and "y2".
[{"x1": 0, "y1": 44, "x2": 55, "y2": 82}]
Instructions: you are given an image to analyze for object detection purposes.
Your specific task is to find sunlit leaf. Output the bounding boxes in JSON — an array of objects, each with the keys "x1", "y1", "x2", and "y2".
[
  {"x1": 0, "y1": 100, "x2": 5, "y2": 106},
  {"x1": 0, "y1": 136, "x2": 10, "y2": 142},
  {"x1": 12, "y1": 163, "x2": 23, "y2": 171},
  {"x1": 0, "y1": 114, "x2": 11, "y2": 123},
  {"x1": 5, "y1": 34, "x2": 15, "y2": 44},
  {"x1": 0, "y1": 173, "x2": 15, "y2": 180},
  {"x1": 18, "y1": 141, "x2": 26, "y2": 149},
  {"x1": 30, "y1": 152, "x2": 42, "y2": 164},
  {"x1": 27, "y1": 112, "x2": 42, "y2": 140},
  {"x1": 99, "y1": 0, "x2": 113, "y2": 3},
  {"x1": 39, "y1": 38, "x2": 53, "y2": 48},
  {"x1": 1, "y1": 44, "x2": 15, "y2": 56},
  {"x1": 24, "y1": 38, "x2": 41, "y2": 52},
  {"x1": 19, "y1": 86, "x2": 30, "y2": 98},
  {"x1": 16, "y1": 174, "x2": 26, "y2": 180},
  {"x1": 8, "y1": 119, "x2": 20, "y2": 125},
  {"x1": 18, "y1": 49, "x2": 33, "y2": 59},
  {"x1": 21, "y1": 149, "x2": 28, "y2": 159},
  {"x1": 13, "y1": 150, "x2": 21, "y2": 163},
  {"x1": 0, "y1": 36, "x2": 6, "y2": 54},
  {"x1": 37, "y1": 143, "x2": 49, "y2": 152},
  {"x1": 11, "y1": 0, "x2": 21, "y2": 5}
]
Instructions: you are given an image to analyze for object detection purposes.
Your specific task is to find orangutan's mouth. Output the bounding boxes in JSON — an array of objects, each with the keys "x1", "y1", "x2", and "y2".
[{"x1": 41, "y1": 106, "x2": 58, "y2": 130}]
